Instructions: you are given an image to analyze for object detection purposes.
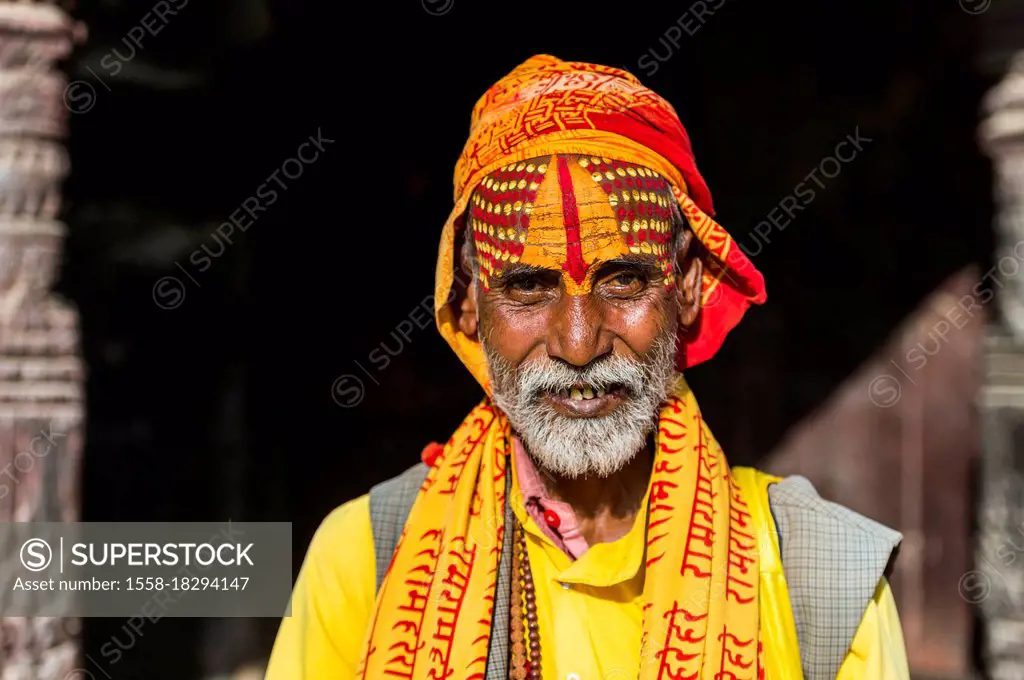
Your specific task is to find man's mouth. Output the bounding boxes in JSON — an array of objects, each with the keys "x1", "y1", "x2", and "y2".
[{"x1": 542, "y1": 383, "x2": 627, "y2": 417}]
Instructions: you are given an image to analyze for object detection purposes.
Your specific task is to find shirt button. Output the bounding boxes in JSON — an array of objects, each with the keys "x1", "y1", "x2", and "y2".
[{"x1": 543, "y1": 509, "x2": 561, "y2": 529}]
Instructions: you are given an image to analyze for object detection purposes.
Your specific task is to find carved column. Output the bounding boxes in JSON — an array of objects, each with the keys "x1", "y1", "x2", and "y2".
[
  {"x1": 0, "y1": 2, "x2": 84, "y2": 679},
  {"x1": 978, "y1": 51, "x2": 1024, "y2": 680}
]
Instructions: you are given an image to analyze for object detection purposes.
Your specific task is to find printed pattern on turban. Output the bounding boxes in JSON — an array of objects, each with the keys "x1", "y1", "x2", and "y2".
[{"x1": 467, "y1": 154, "x2": 678, "y2": 294}]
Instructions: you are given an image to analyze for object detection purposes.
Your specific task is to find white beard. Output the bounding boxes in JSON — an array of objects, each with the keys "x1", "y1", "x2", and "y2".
[{"x1": 482, "y1": 331, "x2": 679, "y2": 479}]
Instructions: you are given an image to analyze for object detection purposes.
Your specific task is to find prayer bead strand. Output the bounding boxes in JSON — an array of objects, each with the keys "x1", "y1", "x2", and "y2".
[{"x1": 510, "y1": 519, "x2": 541, "y2": 680}]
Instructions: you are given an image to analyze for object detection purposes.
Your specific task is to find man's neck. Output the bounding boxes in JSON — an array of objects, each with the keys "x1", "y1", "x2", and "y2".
[{"x1": 535, "y1": 443, "x2": 653, "y2": 546}]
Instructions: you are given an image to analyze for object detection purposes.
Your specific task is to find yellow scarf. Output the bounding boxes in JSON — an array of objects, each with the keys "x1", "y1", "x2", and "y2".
[{"x1": 357, "y1": 379, "x2": 762, "y2": 679}]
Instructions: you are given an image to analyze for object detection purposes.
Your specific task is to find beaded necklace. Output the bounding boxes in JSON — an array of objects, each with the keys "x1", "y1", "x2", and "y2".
[{"x1": 509, "y1": 518, "x2": 541, "y2": 680}]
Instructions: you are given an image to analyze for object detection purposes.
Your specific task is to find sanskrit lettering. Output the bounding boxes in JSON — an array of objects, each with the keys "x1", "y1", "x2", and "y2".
[
  {"x1": 425, "y1": 538, "x2": 477, "y2": 679},
  {"x1": 681, "y1": 426, "x2": 715, "y2": 579},
  {"x1": 716, "y1": 626, "x2": 755, "y2": 680},
  {"x1": 654, "y1": 600, "x2": 707, "y2": 679},
  {"x1": 725, "y1": 474, "x2": 757, "y2": 604}
]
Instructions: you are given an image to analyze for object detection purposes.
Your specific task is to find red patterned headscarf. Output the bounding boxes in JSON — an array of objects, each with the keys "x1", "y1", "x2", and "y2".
[{"x1": 434, "y1": 54, "x2": 766, "y2": 391}]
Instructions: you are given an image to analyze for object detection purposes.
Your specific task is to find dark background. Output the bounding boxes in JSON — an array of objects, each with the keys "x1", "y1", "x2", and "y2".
[{"x1": 58, "y1": 0, "x2": 993, "y2": 677}]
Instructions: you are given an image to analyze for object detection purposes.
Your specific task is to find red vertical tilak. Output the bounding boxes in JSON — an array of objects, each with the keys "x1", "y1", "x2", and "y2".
[{"x1": 555, "y1": 156, "x2": 588, "y2": 284}]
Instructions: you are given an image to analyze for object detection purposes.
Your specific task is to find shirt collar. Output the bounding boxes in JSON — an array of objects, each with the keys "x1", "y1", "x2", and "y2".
[{"x1": 509, "y1": 437, "x2": 651, "y2": 587}]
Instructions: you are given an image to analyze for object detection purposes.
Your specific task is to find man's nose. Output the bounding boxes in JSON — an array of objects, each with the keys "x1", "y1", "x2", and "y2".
[{"x1": 546, "y1": 295, "x2": 613, "y2": 367}]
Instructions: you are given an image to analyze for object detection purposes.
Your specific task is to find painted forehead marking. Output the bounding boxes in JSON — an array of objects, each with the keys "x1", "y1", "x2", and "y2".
[{"x1": 467, "y1": 154, "x2": 677, "y2": 292}]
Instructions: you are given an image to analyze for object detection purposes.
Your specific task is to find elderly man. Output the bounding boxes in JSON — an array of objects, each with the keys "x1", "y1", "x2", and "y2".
[{"x1": 266, "y1": 55, "x2": 909, "y2": 680}]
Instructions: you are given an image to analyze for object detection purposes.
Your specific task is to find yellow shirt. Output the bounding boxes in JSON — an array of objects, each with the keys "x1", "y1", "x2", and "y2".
[{"x1": 266, "y1": 479, "x2": 909, "y2": 679}]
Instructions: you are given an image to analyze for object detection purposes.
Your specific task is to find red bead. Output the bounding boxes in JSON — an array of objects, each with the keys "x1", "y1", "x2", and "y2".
[{"x1": 543, "y1": 509, "x2": 560, "y2": 529}]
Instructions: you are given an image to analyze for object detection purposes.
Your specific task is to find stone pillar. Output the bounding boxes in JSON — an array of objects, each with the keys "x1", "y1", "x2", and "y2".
[
  {"x1": 765, "y1": 267, "x2": 981, "y2": 679},
  {"x1": 0, "y1": 2, "x2": 84, "y2": 678},
  {"x1": 977, "y1": 51, "x2": 1024, "y2": 680}
]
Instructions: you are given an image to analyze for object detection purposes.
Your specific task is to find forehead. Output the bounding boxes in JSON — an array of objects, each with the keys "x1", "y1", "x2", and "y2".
[{"x1": 467, "y1": 154, "x2": 676, "y2": 292}]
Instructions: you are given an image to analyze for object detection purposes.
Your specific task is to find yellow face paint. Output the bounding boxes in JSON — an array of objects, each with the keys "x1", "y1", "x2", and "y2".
[{"x1": 467, "y1": 154, "x2": 677, "y2": 294}]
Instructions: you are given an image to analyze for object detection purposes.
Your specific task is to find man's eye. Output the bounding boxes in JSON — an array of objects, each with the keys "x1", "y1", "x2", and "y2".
[
  {"x1": 496, "y1": 270, "x2": 559, "y2": 301},
  {"x1": 509, "y1": 278, "x2": 542, "y2": 292},
  {"x1": 596, "y1": 268, "x2": 650, "y2": 297},
  {"x1": 606, "y1": 271, "x2": 647, "y2": 289}
]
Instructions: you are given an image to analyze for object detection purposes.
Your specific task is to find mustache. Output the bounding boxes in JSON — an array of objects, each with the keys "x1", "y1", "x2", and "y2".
[
  {"x1": 500, "y1": 333, "x2": 677, "y2": 400},
  {"x1": 515, "y1": 354, "x2": 648, "y2": 397}
]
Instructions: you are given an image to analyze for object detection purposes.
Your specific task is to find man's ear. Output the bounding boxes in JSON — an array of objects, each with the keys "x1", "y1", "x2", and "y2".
[
  {"x1": 454, "y1": 239, "x2": 479, "y2": 340},
  {"x1": 458, "y1": 280, "x2": 479, "y2": 340},
  {"x1": 673, "y1": 230, "x2": 703, "y2": 329}
]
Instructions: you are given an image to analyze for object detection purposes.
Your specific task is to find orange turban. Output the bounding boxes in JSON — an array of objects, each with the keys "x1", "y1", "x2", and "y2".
[{"x1": 434, "y1": 54, "x2": 766, "y2": 391}]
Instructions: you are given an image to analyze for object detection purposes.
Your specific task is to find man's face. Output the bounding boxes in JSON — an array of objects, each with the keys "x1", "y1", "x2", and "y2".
[{"x1": 462, "y1": 154, "x2": 702, "y2": 478}]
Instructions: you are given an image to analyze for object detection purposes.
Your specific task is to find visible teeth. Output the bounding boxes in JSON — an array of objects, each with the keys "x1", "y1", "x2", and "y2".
[{"x1": 565, "y1": 386, "x2": 604, "y2": 401}]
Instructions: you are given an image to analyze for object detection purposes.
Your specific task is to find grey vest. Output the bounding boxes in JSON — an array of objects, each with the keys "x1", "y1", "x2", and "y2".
[{"x1": 368, "y1": 462, "x2": 901, "y2": 680}]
